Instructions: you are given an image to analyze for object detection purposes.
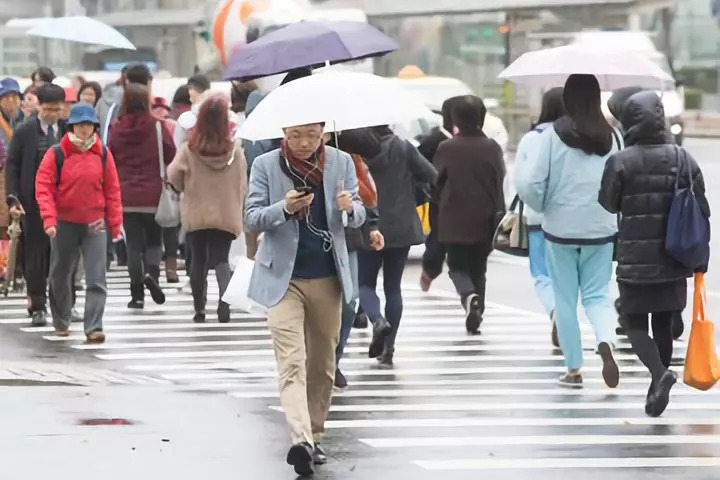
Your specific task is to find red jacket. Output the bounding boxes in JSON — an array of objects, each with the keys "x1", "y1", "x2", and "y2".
[
  {"x1": 35, "y1": 134, "x2": 123, "y2": 238},
  {"x1": 108, "y1": 112, "x2": 175, "y2": 209}
]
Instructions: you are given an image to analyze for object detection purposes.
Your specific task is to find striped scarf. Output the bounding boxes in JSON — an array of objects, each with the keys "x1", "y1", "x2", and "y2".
[{"x1": 282, "y1": 140, "x2": 325, "y2": 188}]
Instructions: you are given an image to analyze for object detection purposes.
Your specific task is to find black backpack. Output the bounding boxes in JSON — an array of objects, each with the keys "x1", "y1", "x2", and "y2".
[{"x1": 54, "y1": 144, "x2": 107, "y2": 186}]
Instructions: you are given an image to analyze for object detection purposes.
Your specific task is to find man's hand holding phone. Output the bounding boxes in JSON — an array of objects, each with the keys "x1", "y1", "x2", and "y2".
[{"x1": 284, "y1": 188, "x2": 314, "y2": 215}]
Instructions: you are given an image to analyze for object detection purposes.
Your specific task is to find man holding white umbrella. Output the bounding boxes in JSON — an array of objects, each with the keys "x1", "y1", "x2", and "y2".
[
  {"x1": 240, "y1": 71, "x2": 431, "y2": 474},
  {"x1": 244, "y1": 120, "x2": 365, "y2": 476}
]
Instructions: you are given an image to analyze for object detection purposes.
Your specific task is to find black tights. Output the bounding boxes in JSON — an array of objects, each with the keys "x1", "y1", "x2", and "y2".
[{"x1": 624, "y1": 311, "x2": 675, "y2": 382}]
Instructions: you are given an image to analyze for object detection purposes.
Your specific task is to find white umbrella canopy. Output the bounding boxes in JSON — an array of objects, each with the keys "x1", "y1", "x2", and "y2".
[
  {"x1": 26, "y1": 16, "x2": 136, "y2": 51},
  {"x1": 498, "y1": 45, "x2": 674, "y2": 90},
  {"x1": 238, "y1": 70, "x2": 434, "y2": 141}
]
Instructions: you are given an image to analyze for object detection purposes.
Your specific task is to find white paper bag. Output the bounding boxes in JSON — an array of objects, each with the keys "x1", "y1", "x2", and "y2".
[
  {"x1": 222, "y1": 256, "x2": 266, "y2": 314},
  {"x1": 228, "y1": 235, "x2": 246, "y2": 269}
]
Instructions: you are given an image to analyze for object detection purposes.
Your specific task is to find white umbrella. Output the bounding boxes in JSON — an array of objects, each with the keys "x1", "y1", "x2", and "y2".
[
  {"x1": 498, "y1": 45, "x2": 674, "y2": 90},
  {"x1": 26, "y1": 16, "x2": 136, "y2": 51},
  {"x1": 238, "y1": 70, "x2": 433, "y2": 141}
]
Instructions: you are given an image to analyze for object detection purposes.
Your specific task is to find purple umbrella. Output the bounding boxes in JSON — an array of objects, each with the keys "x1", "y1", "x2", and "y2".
[{"x1": 223, "y1": 20, "x2": 398, "y2": 81}]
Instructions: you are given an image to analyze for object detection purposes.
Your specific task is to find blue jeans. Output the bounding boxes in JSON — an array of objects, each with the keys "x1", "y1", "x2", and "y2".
[
  {"x1": 545, "y1": 242, "x2": 616, "y2": 370},
  {"x1": 336, "y1": 252, "x2": 358, "y2": 366},
  {"x1": 528, "y1": 230, "x2": 555, "y2": 316}
]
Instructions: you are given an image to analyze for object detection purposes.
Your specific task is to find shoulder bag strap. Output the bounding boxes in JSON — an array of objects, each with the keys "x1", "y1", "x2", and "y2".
[
  {"x1": 155, "y1": 121, "x2": 165, "y2": 179},
  {"x1": 102, "y1": 103, "x2": 117, "y2": 145},
  {"x1": 611, "y1": 129, "x2": 621, "y2": 151}
]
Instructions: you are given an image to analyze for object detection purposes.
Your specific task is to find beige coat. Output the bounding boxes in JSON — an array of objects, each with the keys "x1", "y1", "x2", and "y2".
[{"x1": 167, "y1": 141, "x2": 247, "y2": 236}]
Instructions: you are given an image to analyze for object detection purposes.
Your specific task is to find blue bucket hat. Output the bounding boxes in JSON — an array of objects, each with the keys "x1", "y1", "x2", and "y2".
[
  {"x1": 0, "y1": 77, "x2": 23, "y2": 100},
  {"x1": 67, "y1": 102, "x2": 99, "y2": 127}
]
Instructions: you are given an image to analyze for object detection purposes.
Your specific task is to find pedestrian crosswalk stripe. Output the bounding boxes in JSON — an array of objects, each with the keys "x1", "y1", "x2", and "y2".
[
  {"x1": 153, "y1": 364, "x2": 655, "y2": 380},
  {"x1": 230, "y1": 386, "x2": 705, "y2": 399},
  {"x1": 414, "y1": 457, "x2": 720, "y2": 471},
  {"x1": 70, "y1": 339, "x2": 649, "y2": 352},
  {"x1": 310, "y1": 402, "x2": 720, "y2": 412},
  {"x1": 324, "y1": 416, "x2": 720, "y2": 429},
  {"x1": 92, "y1": 349, "x2": 679, "y2": 362},
  {"x1": 362, "y1": 434, "x2": 720, "y2": 448}
]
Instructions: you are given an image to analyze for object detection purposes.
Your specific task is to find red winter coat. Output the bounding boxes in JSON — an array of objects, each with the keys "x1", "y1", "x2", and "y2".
[
  {"x1": 107, "y1": 111, "x2": 175, "y2": 209},
  {"x1": 35, "y1": 134, "x2": 123, "y2": 238}
]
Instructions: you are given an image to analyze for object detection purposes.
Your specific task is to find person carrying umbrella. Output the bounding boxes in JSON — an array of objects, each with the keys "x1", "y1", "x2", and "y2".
[
  {"x1": 35, "y1": 103, "x2": 122, "y2": 342},
  {"x1": 244, "y1": 120, "x2": 366, "y2": 476}
]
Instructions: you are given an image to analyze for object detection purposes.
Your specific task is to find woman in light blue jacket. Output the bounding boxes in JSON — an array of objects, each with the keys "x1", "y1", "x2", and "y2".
[
  {"x1": 514, "y1": 87, "x2": 564, "y2": 348},
  {"x1": 516, "y1": 74, "x2": 622, "y2": 389}
]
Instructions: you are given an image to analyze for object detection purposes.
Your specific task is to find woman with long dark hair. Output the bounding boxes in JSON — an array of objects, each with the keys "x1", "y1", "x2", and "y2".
[
  {"x1": 514, "y1": 87, "x2": 565, "y2": 346},
  {"x1": 108, "y1": 83, "x2": 176, "y2": 308},
  {"x1": 516, "y1": 74, "x2": 622, "y2": 389},
  {"x1": 167, "y1": 94, "x2": 246, "y2": 323}
]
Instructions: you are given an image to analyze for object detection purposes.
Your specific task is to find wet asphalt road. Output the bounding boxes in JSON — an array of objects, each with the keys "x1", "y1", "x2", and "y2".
[{"x1": 2, "y1": 138, "x2": 720, "y2": 480}]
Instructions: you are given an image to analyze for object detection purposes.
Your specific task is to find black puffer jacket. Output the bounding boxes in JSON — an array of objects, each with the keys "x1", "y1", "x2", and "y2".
[{"x1": 599, "y1": 91, "x2": 710, "y2": 284}]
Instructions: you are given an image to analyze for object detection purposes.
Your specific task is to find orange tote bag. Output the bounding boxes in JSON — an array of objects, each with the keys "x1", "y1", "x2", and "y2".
[{"x1": 683, "y1": 273, "x2": 720, "y2": 390}]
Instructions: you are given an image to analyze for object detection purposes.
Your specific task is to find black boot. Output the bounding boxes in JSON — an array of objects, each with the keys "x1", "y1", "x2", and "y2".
[
  {"x1": 144, "y1": 266, "x2": 166, "y2": 305},
  {"x1": 368, "y1": 316, "x2": 391, "y2": 358},
  {"x1": 378, "y1": 338, "x2": 394, "y2": 368},
  {"x1": 127, "y1": 283, "x2": 144, "y2": 309},
  {"x1": 353, "y1": 310, "x2": 368, "y2": 329}
]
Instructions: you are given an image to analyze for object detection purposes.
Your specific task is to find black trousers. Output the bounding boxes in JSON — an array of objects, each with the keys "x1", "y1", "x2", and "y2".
[
  {"x1": 421, "y1": 202, "x2": 446, "y2": 280},
  {"x1": 445, "y1": 241, "x2": 492, "y2": 312},
  {"x1": 123, "y1": 212, "x2": 163, "y2": 286},
  {"x1": 22, "y1": 210, "x2": 50, "y2": 312},
  {"x1": 186, "y1": 229, "x2": 234, "y2": 313}
]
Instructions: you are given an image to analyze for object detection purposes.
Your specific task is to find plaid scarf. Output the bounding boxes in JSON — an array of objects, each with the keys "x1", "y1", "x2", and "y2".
[{"x1": 282, "y1": 140, "x2": 325, "y2": 188}]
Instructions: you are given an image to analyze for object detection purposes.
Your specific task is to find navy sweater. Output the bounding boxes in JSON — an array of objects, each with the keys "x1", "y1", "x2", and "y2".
[{"x1": 292, "y1": 184, "x2": 336, "y2": 279}]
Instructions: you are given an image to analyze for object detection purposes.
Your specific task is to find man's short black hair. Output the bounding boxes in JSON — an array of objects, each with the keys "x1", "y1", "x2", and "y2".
[
  {"x1": 32, "y1": 66, "x2": 56, "y2": 83},
  {"x1": 125, "y1": 63, "x2": 152, "y2": 86},
  {"x1": 36, "y1": 83, "x2": 65, "y2": 104},
  {"x1": 187, "y1": 74, "x2": 211, "y2": 93},
  {"x1": 452, "y1": 95, "x2": 487, "y2": 135}
]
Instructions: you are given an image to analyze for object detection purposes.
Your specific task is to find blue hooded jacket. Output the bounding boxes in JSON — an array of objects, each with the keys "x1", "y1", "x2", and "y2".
[{"x1": 516, "y1": 124, "x2": 622, "y2": 244}]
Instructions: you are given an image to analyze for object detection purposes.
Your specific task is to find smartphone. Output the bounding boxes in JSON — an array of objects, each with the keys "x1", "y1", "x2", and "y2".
[{"x1": 296, "y1": 186, "x2": 313, "y2": 196}]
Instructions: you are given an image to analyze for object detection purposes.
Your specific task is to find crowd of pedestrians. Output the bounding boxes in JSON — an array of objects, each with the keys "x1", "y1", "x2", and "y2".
[{"x1": 0, "y1": 61, "x2": 710, "y2": 477}]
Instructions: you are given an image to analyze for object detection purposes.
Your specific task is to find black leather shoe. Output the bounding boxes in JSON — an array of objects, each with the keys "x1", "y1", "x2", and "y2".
[
  {"x1": 30, "y1": 311, "x2": 47, "y2": 327},
  {"x1": 312, "y1": 443, "x2": 328, "y2": 465},
  {"x1": 217, "y1": 301, "x2": 230, "y2": 323},
  {"x1": 193, "y1": 311, "x2": 206, "y2": 323},
  {"x1": 144, "y1": 273, "x2": 166, "y2": 305},
  {"x1": 368, "y1": 316, "x2": 391, "y2": 358},
  {"x1": 334, "y1": 368, "x2": 347, "y2": 389},
  {"x1": 286, "y1": 442, "x2": 314, "y2": 476}
]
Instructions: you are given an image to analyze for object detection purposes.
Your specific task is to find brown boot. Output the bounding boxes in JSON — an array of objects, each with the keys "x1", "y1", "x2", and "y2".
[
  {"x1": 165, "y1": 257, "x2": 179, "y2": 284},
  {"x1": 86, "y1": 331, "x2": 105, "y2": 344}
]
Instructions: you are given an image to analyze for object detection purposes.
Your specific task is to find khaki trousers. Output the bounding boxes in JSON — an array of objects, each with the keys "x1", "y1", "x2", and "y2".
[{"x1": 267, "y1": 276, "x2": 342, "y2": 445}]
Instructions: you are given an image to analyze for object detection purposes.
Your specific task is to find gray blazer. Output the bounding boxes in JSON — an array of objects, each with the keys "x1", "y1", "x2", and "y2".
[{"x1": 244, "y1": 147, "x2": 366, "y2": 308}]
